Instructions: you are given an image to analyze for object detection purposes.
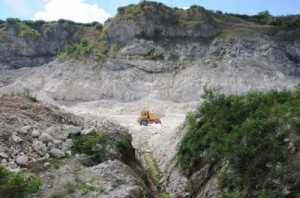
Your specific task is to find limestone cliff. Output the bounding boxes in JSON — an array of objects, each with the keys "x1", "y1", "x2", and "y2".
[
  {"x1": 0, "y1": 19, "x2": 101, "y2": 69},
  {"x1": 0, "y1": 2, "x2": 299, "y2": 102}
]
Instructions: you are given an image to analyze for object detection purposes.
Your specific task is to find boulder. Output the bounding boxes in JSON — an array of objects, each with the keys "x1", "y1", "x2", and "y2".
[
  {"x1": 63, "y1": 125, "x2": 81, "y2": 135},
  {"x1": 31, "y1": 129, "x2": 41, "y2": 137},
  {"x1": 33, "y1": 141, "x2": 47, "y2": 156},
  {"x1": 12, "y1": 132, "x2": 23, "y2": 143},
  {"x1": 81, "y1": 127, "x2": 97, "y2": 136},
  {"x1": 16, "y1": 155, "x2": 28, "y2": 166},
  {"x1": 1, "y1": 158, "x2": 8, "y2": 165},
  {"x1": 46, "y1": 142, "x2": 55, "y2": 150},
  {"x1": 9, "y1": 161, "x2": 18, "y2": 169},
  {"x1": 18, "y1": 125, "x2": 31, "y2": 134},
  {"x1": 52, "y1": 139, "x2": 63, "y2": 145},
  {"x1": 49, "y1": 149, "x2": 65, "y2": 158},
  {"x1": 46, "y1": 126, "x2": 69, "y2": 140},
  {"x1": 0, "y1": 152, "x2": 9, "y2": 158},
  {"x1": 62, "y1": 139, "x2": 73, "y2": 152},
  {"x1": 38, "y1": 132, "x2": 53, "y2": 143},
  {"x1": 38, "y1": 153, "x2": 50, "y2": 161},
  {"x1": 92, "y1": 144, "x2": 103, "y2": 152}
]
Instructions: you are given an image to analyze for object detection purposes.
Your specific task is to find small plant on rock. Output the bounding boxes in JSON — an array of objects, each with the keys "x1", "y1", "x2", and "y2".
[{"x1": 71, "y1": 133, "x2": 107, "y2": 163}]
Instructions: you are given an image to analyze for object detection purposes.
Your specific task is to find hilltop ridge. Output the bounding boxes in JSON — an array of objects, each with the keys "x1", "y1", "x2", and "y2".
[{"x1": 0, "y1": 1, "x2": 299, "y2": 70}]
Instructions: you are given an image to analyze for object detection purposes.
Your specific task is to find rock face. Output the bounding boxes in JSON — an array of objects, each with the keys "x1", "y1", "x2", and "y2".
[
  {"x1": 77, "y1": 160, "x2": 144, "y2": 198},
  {"x1": 0, "y1": 20, "x2": 101, "y2": 69},
  {"x1": 104, "y1": 3, "x2": 220, "y2": 44}
]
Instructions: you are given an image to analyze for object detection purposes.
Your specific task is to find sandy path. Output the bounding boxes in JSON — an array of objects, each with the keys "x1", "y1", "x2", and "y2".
[
  {"x1": 107, "y1": 114, "x2": 185, "y2": 170},
  {"x1": 64, "y1": 100, "x2": 187, "y2": 171}
]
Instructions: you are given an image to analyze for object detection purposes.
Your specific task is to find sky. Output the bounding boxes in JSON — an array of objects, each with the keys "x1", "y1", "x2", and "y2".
[{"x1": 0, "y1": 0, "x2": 299, "y2": 24}]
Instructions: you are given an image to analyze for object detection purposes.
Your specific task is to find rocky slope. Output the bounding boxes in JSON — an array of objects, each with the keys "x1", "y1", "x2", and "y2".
[{"x1": 0, "y1": 96, "x2": 154, "y2": 197}]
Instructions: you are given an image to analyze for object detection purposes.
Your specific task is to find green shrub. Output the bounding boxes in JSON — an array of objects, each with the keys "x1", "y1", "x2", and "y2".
[
  {"x1": 144, "y1": 49, "x2": 164, "y2": 60},
  {"x1": 0, "y1": 165, "x2": 41, "y2": 198},
  {"x1": 113, "y1": 137, "x2": 134, "y2": 163},
  {"x1": 62, "y1": 38, "x2": 93, "y2": 59},
  {"x1": 90, "y1": 21, "x2": 103, "y2": 29},
  {"x1": 32, "y1": 20, "x2": 46, "y2": 26},
  {"x1": 216, "y1": 10, "x2": 223, "y2": 15},
  {"x1": 109, "y1": 43, "x2": 120, "y2": 58},
  {"x1": 189, "y1": 5, "x2": 204, "y2": 10},
  {"x1": 17, "y1": 22, "x2": 41, "y2": 38},
  {"x1": 161, "y1": 17, "x2": 179, "y2": 25},
  {"x1": 282, "y1": 19, "x2": 299, "y2": 27},
  {"x1": 6, "y1": 18, "x2": 21, "y2": 24},
  {"x1": 177, "y1": 87, "x2": 300, "y2": 196},
  {"x1": 43, "y1": 23, "x2": 55, "y2": 38},
  {"x1": 98, "y1": 41, "x2": 109, "y2": 54},
  {"x1": 16, "y1": 88, "x2": 38, "y2": 102},
  {"x1": 257, "y1": 10, "x2": 271, "y2": 18},
  {"x1": 71, "y1": 133, "x2": 107, "y2": 163},
  {"x1": 118, "y1": 4, "x2": 143, "y2": 20}
]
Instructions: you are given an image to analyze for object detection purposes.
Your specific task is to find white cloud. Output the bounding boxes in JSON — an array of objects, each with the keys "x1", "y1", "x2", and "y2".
[{"x1": 34, "y1": 0, "x2": 111, "y2": 23}]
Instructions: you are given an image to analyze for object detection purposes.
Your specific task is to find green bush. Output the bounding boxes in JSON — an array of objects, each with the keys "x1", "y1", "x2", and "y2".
[
  {"x1": 90, "y1": 21, "x2": 103, "y2": 29},
  {"x1": 17, "y1": 22, "x2": 41, "y2": 38},
  {"x1": 42, "y1": 23, "x2": 54, "y2": 38},
  {"x1": 189, "y1": 5, "x2": 204, "y2": 10},
  {"x1": 62, "y1": 38, "x2": 93, "y2": 59},
  {"x1": 0, "y1": 165, "x2": 41, "y2": 198},
  {"x1": 16, "y1": 88, "x2": 38, "y2": 102},
  {"x1": 177, "y1": 87, "x2": 300, "y2": 196},
  {"x1": 117, "y1": 4, "x2": 143, "y2": 20},
  {"x1": 257, "y1": 10, "x2": 271, "y2": 18},
  {"x1": 6, "y1": 18, "x2": 21, "y2": 24},
  {"x1": 71, "y1": 133, "x2": 107, "y2": 163},
  {"x1": 144, "y1": 49, "x2": 164, "y2": 60},
  {"x1": 97, "y1": 41, "x2": 109, "y2": 54}
]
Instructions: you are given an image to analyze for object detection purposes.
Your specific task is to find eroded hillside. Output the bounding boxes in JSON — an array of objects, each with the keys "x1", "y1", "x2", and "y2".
[{"x1": 0, "y1": 2, "x2": 299, "y2": 103}]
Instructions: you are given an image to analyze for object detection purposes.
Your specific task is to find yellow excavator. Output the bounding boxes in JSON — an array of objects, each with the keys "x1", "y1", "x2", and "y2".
[{"x1": 137, "y1": 109, "x2": 165, "y2": 126}]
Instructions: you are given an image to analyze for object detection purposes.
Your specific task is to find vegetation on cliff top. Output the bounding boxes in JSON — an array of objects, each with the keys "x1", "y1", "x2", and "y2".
[
  {"x1": 0, "y1": 18, "x2": 103, "y2": 40},
  {"x1": 177, "y1": 87, "x2": 300, "y2": 197}
]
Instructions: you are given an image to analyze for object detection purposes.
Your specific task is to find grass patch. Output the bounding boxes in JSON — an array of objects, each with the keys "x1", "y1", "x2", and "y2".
[
  {"x1": 177, "y1": 86, "x2": 300, "y2": 196},
  {"x1": 12, "y1": 88, "x2": 38, "y2": 102},
  {"x1": 74, "y1": 179, "x2": 96, "y2": 196},
  {"x1": 71, "y1": 133, "x2": 107, "y2": 164},
  {"x1": 0, "y1": 165, "x2": 41, "y2": 198},
  {"x1": 142, "y1": 143, "x2": 170, "y2": 198},
  {"x1": 117, "y1": 4, "x2": 143, "y2": 20}
]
